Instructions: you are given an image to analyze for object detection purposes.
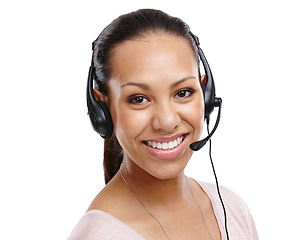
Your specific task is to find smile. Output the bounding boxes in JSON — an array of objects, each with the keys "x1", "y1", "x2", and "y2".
[
  {"x1": 145, "y1": 136, "x2": 184, "y2": 150},
  {"x1": 142, "y1": 134, "x2": 189, "y2": 160}
]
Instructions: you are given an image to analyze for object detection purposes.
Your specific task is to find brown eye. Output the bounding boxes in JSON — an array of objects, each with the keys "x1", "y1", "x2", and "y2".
[
  {"x1": 175, "y1": 89, "x2": 194, "y2": 98},
  {"x1": 129, "y1": 96, "x2": 148, "y2": 104}
]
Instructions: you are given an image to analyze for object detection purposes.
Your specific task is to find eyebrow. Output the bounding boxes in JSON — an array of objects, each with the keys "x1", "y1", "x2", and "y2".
[
  {"x1": 121, "y1": 82, "x2": 150, "y2": 90},
  {"x1": 120, "y1": 76, "x2": 197, "y2": 90},
  {"x1": 170, "y1": 76, "x2": 197, "y2": 89}
]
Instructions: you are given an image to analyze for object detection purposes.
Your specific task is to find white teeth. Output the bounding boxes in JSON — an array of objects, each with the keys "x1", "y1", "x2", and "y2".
[
  {"x1": 162, "y1": 142, "x2": 168, "y2": 150},
  {"x1": 146, "y1": 136, "x2": 184, "y2": 150}
]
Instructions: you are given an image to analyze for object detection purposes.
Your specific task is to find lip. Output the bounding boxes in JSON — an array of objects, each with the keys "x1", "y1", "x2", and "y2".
[
  {"x1": 142, "y1": 133, "x2": 189, "y2": 160},
  {"x1": 143, "y1": 133, "x2": 187, "y2": 143}
]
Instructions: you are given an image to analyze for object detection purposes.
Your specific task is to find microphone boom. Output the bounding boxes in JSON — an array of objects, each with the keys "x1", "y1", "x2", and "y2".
[{"x1": 190, "y1": 98, "x2": 222, "y2": 151}]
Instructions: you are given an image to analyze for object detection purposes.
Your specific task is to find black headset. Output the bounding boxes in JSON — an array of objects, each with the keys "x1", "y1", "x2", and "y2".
[{"x1": 87, "y1": 32, "x2": 221, "y2": 144}]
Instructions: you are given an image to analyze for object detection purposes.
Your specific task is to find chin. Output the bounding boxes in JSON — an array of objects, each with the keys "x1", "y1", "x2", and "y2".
[{"x1": 145, "y1": 154, "x2": 192, "y2": 180}]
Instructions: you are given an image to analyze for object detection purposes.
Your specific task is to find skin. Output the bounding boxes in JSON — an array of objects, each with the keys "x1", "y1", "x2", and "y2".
[{"x1": 90, "y1": 33, "x2": 221, "y2": 240}]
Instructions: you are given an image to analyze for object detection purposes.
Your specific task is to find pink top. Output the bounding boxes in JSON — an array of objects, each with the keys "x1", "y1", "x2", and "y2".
[{"x1": 68, "y1": 181, "x2": 259, "y2": 239}]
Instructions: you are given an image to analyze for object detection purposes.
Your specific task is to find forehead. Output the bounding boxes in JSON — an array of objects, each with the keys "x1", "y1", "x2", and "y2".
[{"x1": 109, "y1": 34, "x2": 198, "y2": 84}]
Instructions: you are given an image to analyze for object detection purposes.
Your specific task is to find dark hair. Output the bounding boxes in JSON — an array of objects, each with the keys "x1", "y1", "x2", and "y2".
[{"x1": 92, "y1": 9, "x2": 199, "y2": 184}]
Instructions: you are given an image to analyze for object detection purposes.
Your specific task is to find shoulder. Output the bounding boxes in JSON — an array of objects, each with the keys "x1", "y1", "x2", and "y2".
[
  {"x1": 196, "y1": 180, "x2": 259, "y2": 240},
  {"x1": 67, "y1": 210, "x2": 144, "y2": 240},
  {"x1": 68, "y1": 176, "x2": 146, "y2": 240},
  {"x1": 67, "y1": 210, "x2": 118, "y2": 240},
  {"x1": 196, "y1": 180, "x2": 249, "y2": 212}
]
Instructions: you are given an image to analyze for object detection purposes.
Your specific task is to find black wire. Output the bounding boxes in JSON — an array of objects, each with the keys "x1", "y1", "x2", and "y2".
[{"x1": 207, "y1": 123, "x2": 230, "y2": 240}]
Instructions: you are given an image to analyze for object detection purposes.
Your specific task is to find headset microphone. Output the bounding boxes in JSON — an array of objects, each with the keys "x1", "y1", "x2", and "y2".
[
  {"x1": 188, "y1": 32, "x2": 222, "y2": 151},
  {"x1": 189, "y1": 98, "x2": 222, "y2": 151}
]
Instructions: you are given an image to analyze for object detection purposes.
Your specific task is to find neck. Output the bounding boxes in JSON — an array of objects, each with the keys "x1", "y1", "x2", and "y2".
[{"x1": 119, "y1": 160, "x2": 191, "y2": 205}]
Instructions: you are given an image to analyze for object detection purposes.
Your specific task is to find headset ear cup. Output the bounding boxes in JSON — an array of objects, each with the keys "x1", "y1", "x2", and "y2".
[
  {"x1": 201, "y1": 82, "x2": 206, "y2": 115},
  {"x1": 87, "y1": 66, "x2": 114, "y2": 139},
  {"x1": 201, "y1": 76, "x2": 216, "y2": 120},
  {"x1": 87, "y1": 99, "x2": 113, "y2": 139},
  {"x1": 203, "y1": 78, "x2": 216, "y2": 119},
  {"x1": 95, "y1": 101, "x2": 113, "y2": 139}
]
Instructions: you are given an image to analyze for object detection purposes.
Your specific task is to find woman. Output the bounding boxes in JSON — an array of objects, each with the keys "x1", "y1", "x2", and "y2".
[{"x1": 68, "y1": 9, "x2": 258, "y2": 240}]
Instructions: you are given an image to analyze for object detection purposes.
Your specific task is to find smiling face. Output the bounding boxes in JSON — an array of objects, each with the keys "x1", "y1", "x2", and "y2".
[{"x1": 106, "y1": 34, "x2": 204, "y2": 179}]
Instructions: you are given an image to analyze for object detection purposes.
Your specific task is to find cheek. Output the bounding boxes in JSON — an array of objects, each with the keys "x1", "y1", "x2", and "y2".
[
  {"x1": 181, "y1": 96, "x2": 205, "y2": 138},
  {"x1": 111, "y1": 105, "x2": 149, "y2": 145}
]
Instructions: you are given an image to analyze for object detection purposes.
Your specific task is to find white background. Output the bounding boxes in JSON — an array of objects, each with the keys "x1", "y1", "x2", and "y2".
[{"x1": 0, "y1": 0, "x2": 305, "y2": 239}]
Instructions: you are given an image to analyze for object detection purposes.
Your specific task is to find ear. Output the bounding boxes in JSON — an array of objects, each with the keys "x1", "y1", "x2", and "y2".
[
  {"x1": 200, "y1": 75, "x2": 207, "y2": 85},
  {"x1": 93, "y1": 89, "x2": 108, "y2": 103}
]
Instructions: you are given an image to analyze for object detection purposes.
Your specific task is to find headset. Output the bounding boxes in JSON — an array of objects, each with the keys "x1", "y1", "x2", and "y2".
[{"x1": 87, "y1": 31, "x2": 222, "y2": 146}]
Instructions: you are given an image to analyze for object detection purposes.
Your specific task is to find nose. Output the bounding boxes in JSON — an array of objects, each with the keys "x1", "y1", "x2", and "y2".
[{"x1": 151, "y1": 101, "x2": 181, "y2": 132}]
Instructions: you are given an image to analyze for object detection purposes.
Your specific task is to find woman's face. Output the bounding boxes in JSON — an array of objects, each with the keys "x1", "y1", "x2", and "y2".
[{"x1": 107, "y1": 34, "x2": 204, "y2": 179}]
